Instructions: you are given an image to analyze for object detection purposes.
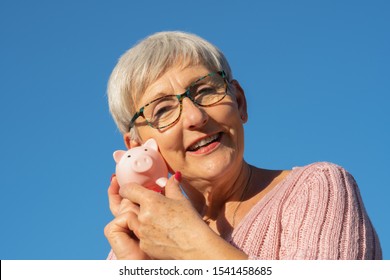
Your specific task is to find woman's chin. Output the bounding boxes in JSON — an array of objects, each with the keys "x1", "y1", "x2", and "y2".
[{"x1": 189, "y1": 152, "x2": 239, "y2": 180}]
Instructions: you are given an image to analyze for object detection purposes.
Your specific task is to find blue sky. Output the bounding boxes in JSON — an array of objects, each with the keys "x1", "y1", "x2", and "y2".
[{"x1": 0, "y1": 0, "x2": 388, "y2": 260}]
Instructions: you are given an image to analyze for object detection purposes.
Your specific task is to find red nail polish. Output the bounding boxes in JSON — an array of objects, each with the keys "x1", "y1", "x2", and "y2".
[{"x1": 174, "y1": 171, "x2": 182, "y2": 182}]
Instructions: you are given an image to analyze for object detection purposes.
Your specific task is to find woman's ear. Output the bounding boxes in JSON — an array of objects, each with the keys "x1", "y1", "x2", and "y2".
[
  {"x1": 230, "y1": 80, "x2": 248, "y2": 123},
  {"x1": 123, "y1": 132, "x2": 141, "y2": 149}
]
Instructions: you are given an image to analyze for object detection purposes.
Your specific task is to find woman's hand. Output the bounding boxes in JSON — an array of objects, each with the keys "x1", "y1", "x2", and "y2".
[
  {"x1": 105, "y1": 175, "x2": 147, "y2": 259},
  {"x1": 104, "y1": 210, "x2": 150, "y2": 259},
  {"x1": 105, "y1": 173, "x2": 248, "y2": 260},
  {"x1": 118, "y1": 173, "x2": 248, "y2": 260},
  {"x1": 115, "y1": 173, "x2": 214, "y2": 259},
  {"x1": 108, "y1": 175, "x2": 139, "y2": 217}
]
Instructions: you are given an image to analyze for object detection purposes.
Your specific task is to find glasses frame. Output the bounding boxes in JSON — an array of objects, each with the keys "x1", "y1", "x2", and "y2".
[{"x1": 128, "y1": 70, "x2": 227, "y2": 130}]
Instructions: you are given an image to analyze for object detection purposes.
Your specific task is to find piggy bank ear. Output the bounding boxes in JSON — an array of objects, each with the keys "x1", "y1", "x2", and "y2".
[
  {"x1": 113, "y1": 150, "x2": 126, "y2": 163},
  {"x1": 143, "y1": 138, "x2": 158, "y2": 151}
]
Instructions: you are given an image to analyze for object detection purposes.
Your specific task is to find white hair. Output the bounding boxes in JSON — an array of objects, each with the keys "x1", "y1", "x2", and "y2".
[{"x1": 107, "y1": 31, "x2": 233, "y2": 140}]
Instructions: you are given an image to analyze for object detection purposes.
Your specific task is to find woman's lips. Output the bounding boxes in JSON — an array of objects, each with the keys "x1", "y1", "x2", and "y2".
[
  {"x1": 187, "y1": 132, "x2": 222, "y2": 155},
  {"x1": 189, "y1": 140, "x2": 220, "y2": 155}
]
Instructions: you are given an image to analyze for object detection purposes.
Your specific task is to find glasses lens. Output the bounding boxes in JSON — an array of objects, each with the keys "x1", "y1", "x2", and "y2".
[
  {"x1": 190, "y1": 73, "x2": 227, "y2": 106},
  {"x1": 143, "y1": 96, "x2": 181, "y2": 128},
  {"x1": 135, "y1": 72, "x2": 227, "y2": 129}
]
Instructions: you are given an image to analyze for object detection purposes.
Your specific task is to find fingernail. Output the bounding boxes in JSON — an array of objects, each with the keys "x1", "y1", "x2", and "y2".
[
  {"x1": 110, "y1": 174, "x2": 116, "y2": 182},
  {"x1": 174, "y1": 171, "x2": 182, "y2": 182}
]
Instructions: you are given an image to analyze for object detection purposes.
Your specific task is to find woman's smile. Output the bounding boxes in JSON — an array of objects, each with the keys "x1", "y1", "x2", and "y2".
[{"x1": 186, "y1": 132, "x2": 223, "y2": 155}]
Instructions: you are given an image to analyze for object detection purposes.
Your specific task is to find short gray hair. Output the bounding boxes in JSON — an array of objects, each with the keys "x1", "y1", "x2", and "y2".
[{"x1": 107, "y1": 31, "x2": 233, "y2": 139}]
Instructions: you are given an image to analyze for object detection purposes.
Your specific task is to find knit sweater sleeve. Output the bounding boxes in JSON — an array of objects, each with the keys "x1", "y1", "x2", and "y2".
[
  {"x1": 278, "y1": 162, "x2": 382, "y2": 259},
  {"x1": 106, "y1": 249, "x2": 117, "y2": 260}
]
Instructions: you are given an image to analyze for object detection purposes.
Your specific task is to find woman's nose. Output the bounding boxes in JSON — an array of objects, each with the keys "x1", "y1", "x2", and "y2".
[{"x1": 181, "y1": 97, "x2": 208, "y2": 129}]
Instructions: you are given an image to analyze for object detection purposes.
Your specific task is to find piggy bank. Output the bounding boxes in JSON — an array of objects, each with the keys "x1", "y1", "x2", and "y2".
[{"x1": 113, "y1": 138, "x2": 168, "y2": 193}]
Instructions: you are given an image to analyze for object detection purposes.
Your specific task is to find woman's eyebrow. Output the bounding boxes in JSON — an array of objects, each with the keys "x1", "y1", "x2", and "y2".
[
  {"x1": 142, "y1": 73, "x2": 209, "y2": 103},
  {"x1": 141, "y1": 87, "x2": 172, "y2": 104},
  {"x1": 190, "y1": 73, "x2": 210, "y2": 84}
]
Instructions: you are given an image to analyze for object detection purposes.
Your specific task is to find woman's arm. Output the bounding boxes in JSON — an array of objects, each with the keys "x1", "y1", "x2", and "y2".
[{"x1": 279, "y1": 162, "x2": 382, "y2": 259}]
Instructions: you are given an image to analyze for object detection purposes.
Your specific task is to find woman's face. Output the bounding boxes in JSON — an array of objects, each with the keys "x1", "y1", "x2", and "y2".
[{"x1": 125, "y1": 64, "x2": 248, "y2": 186}]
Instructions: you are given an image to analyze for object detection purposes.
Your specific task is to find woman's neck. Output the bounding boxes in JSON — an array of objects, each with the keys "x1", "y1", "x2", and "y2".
[{"x1": 182, "y1": 161, "x2": 252, "y2": 221}]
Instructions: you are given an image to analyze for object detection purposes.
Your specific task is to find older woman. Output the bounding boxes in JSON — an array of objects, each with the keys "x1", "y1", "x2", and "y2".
[{"x1": 104, "y1": 31, "x2": 382, "y2": 260}]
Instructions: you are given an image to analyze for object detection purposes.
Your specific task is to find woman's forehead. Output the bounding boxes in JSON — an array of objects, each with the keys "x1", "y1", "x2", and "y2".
[{"x1": 138, "y1": 64, "x2": 212, "y2": 105}]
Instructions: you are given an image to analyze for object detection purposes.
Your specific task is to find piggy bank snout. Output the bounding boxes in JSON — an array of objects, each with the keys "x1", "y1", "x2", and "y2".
[{"x1": 131, "y1": 155, "x2": 153, "y2": 173}]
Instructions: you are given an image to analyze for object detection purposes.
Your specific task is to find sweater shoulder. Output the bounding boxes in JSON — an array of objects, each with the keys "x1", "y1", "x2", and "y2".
[
  {"x1": 289, "y1": 161, "x2": 355, "y2": 192},
  {"x1": 279, "y1": 161, "x2": 359, "y2": 237},
  {"x1": 296, "y1": 161, "x2": 350, "y2": 177}
]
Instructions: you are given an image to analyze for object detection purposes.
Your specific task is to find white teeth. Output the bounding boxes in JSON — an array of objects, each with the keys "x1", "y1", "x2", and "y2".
[{"x1": 189, "y1": 134, "x2": 219, "y2": 151}]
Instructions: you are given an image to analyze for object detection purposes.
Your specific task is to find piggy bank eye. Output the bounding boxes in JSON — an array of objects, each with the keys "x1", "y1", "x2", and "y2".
[
  {"x1": 144, "y1": 149, "x2": 148, "y2": 151},
  {"x1": 127, "y1": 155, "x2": 131, "y2": 158}
]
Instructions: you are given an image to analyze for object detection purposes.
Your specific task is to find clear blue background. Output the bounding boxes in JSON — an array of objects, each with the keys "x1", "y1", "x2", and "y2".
[{"x1": 0, "y1": 0, "x2": 388, "y2": 259}]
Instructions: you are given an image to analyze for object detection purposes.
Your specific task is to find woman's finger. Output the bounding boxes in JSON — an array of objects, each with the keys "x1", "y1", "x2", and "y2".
[
  {"x1": 104, "y1": 212, "x2": 143, "y2": 259},
  {"x1": 108, "y1": 175, "x2": 122, "y2": 217},
  {"x1": 119, "y1": 182, "x2": 151, "y2": 205},
  {"x1": 164, "y1": 171, "x2": 186, "y2": 200},
  {"x1": 118, "y1": 198, "x2": 140, "y2": 216}
]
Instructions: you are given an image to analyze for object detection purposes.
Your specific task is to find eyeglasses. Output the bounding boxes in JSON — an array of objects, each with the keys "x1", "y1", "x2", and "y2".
[{"x1": 129, "y1": 70, "x2": 227, "y2": 130}]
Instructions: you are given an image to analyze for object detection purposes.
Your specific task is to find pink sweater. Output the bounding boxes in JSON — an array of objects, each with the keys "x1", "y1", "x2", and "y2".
[
  {"x1": 107, "y1": 162, "x2": 382, "y2": 260},
  {"x1": 230, "y1": 162, "x2": 382, "y2": 259}
]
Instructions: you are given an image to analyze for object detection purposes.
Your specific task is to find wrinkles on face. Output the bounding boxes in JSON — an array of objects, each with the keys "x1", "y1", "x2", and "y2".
[{"x1": 135, "y1": 65, "x2": 246, "y2": 199}]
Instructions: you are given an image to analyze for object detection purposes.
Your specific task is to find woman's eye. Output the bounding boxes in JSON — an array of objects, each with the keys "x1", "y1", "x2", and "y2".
[
  {"x1": 153, "y1": 106, "x2": 171, "y2": 118},
  {"x1": 152, "y1": 99, "x2": 177, "y2": 118},
  {"x1": 193, "y1": 86, "x2": 217, "y2": 103},
  {"x1": 196, "y1": 86, "x2": 216, "y2": 96}
]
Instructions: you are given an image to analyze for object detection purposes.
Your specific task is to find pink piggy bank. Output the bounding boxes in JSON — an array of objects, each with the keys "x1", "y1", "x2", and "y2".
[{"x1": 113, "y1": 138, "x2": 168, "y2": 193}]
